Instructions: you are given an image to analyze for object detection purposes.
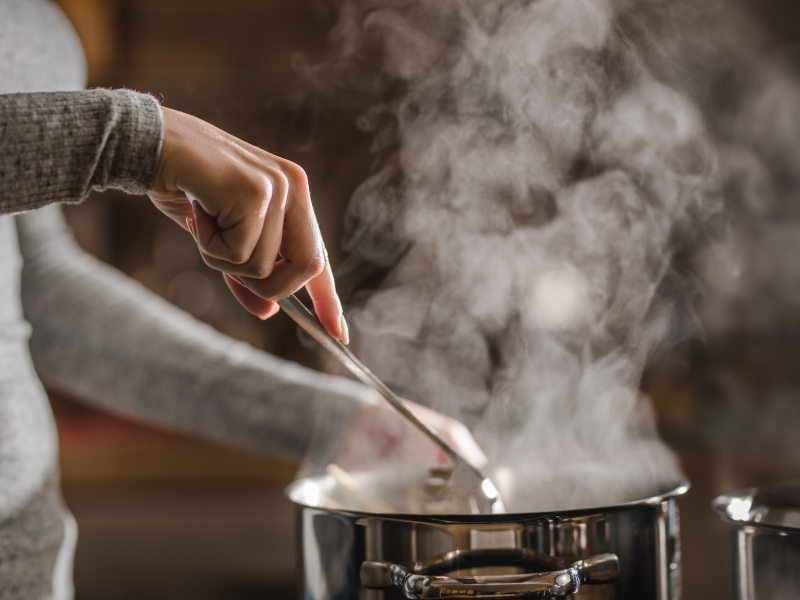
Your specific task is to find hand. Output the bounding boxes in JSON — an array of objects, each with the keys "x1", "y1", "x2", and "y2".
[
  {"x1": 147, "y1": 107, "x2": 346, "y2": 341},
  {"x1": 334, "y1": 398, "x2": 488, "y2": 470}
]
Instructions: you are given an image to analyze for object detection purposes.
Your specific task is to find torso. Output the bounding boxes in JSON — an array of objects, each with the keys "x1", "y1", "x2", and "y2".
[{"x1": 0, "y1": 1, "x2": 86, "y2": 598}]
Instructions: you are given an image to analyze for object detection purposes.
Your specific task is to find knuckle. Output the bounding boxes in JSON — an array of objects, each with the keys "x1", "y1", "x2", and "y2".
[
  {"x1": 242, "y1": 174, "x2": 271, "y2": 205},
  {"x1": 227, "y1": 247, "x2": 251, "y2": 265},
  {"x1": 225, "y1": 172, "x2": 273, "y2": 223},
  {"x1": 284, "y1": 161, "x2": 308, "y2": 185},
  {"x1": 305, "y1": 251, "x2": 327, "y2": 278},
  {"x1": 281, "y1": 161, "x2": 311, "y2": 200},
  {"x1": 270, "y1": 168, "x2": 290, "y2": 196},
  {"x1": 262, "y1": 169, "x2": 289, "y2": 211},
  {"x1": 249, "y1": 261, "x2": 274, "y2": 280}
]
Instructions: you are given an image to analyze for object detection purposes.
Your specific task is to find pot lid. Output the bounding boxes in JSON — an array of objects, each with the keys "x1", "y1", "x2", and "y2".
[{"x1": 713, "y1": 481, "x2": 800, "y2": 532}]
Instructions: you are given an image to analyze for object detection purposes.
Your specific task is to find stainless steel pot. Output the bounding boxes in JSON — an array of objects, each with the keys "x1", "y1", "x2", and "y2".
[
  {"x1": 287, "y1": 469, "x2": 689, "y2": 600},
  {"x1": 713, "y1": 481, "x2": 800, "y2": 600}
]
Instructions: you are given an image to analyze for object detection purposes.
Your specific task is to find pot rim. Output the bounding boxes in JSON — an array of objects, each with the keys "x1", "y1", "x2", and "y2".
[
  {"x1": 713, "y1": 481, "x2": 800, "y2": 533},
  {"x1": 285, "y1": 476, "x2": 690, "y2": 523}
]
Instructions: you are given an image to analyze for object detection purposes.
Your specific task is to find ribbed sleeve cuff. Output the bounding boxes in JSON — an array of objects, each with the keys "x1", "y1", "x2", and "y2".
[
  {"x1": 91, "y1": 89, "x2": 163, "y2": 195},
  {"x1": 0, "y1": 89, "x2": 163, "y2": 214}
]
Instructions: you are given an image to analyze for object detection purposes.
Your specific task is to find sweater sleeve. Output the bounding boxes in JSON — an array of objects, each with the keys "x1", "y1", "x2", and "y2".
[
  {"x1": 0, "y1": 89, "x2": 162, "y2": 214},
  {"x1": 15, "y1": 205, "x2": 373, "y2": 463}
]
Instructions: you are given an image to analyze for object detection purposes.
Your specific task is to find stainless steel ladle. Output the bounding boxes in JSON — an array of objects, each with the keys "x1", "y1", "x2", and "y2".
[{"x1": 277, "y1": 294, "x2": 506, "y2": 515}]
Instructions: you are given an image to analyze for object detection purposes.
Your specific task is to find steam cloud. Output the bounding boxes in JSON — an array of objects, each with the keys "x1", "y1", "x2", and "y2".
[{"x1": 304, "y1": 0, "x2": 797, "y2": 511}]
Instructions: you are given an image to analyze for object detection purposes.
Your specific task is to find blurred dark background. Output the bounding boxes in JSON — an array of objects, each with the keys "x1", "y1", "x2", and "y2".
[{"x1": 46, "y1": 0, "x2": 800, "y2": 598}]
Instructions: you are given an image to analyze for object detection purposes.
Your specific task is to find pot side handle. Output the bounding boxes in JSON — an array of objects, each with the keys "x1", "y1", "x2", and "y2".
[
  {"x1": 361, "y1": 561, "x2": 579, "y2": 598},
  {"x1": 361, "y1": 552, "x2": 619, "y2": 599},
  {"x1": 572, "y1": 553, "x2": 620, "y2": 584}
]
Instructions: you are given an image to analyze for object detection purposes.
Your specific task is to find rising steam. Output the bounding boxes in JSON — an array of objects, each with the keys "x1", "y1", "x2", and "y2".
[{"x1": 305, "y1": 0, "x2": 732, "y2": 511}]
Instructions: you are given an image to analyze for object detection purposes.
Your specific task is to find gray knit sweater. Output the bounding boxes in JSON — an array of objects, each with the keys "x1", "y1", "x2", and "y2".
[{"x1": 0, "y1": 2, "x2": 372, "y2": 599}]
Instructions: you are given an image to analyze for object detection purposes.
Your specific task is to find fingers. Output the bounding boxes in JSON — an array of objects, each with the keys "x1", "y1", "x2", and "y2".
[
  {"x1": 187, "y1": 150, "x2": 324, "y2": 297},
  {"x1": 191, "y1": 160, "x2": 344, "y2": 336},
  {"x1": 233, "y1": 166, "x2": 345, "y2": 337},
  {"x1": 152, "y1": 108, "x2": 284, "y2": 270},
  {"x1": 198, "y1": 181, "x2": 287, "y2": 279},
  {"x1": 242, "y1": 250, "x2": 325, "y2": 301},
  {"x1": 191, "y1": 172, "x2": 278, "y2": 265},
  {"x1": 223, "y1": 274, "x2": 279, "y2": 320},
  {"x1": 151, "y1": 108, "x2": 345, "y2": 327},
  {"x1": 305, "y1": 253, "x2": 348, "y2": 342}
]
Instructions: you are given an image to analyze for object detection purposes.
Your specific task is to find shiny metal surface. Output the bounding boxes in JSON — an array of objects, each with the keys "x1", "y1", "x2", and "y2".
[
  {"x1": 277, "y1": 293, "x2": 505, "y2": 515},
  {"x1": 361, "y1": 550, "x2": 619, "y2": 598},
  {"x1": 362, "y1": 559, "x2": 580, "y2": 598},
  {"x1": 288, "y1": 474, "x2": 688, "y2": 600},
  {"x1": 714, "y1": 482, "x2": 800, "y2": 600}
]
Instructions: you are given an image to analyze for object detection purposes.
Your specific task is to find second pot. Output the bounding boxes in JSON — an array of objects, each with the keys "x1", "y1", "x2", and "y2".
[{"x1": 714, "y1": 481, "x2": 800, "y2": 600}]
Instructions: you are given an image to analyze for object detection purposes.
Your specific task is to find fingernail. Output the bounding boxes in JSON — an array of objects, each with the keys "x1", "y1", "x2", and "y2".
[{"x1": 340, "y1": 314, "x2": 350, "y2": 345}]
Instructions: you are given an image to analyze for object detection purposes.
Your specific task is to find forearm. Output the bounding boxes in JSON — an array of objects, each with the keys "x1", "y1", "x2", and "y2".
[
  {"x1": 0, "y1": 90, "x2": 162, "y2": 214},
  {"x1": 16, "y1": 206, "x2": 371, "y2": 461}
]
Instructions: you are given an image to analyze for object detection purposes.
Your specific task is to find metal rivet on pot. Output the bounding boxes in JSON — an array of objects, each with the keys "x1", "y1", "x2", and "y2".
[{"x1": 555, "y1": 573, "x2": 572, "y2": 587}]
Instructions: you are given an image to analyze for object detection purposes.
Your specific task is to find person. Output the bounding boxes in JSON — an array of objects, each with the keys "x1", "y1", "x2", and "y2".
[{"x1": 0, "y1": 1, "x2": 485, "y2": 599}]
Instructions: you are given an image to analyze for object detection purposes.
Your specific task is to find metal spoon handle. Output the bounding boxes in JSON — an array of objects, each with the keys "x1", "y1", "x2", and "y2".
[{"x1": 276, "y1": 294, "x2": 460, "y2": 462}]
